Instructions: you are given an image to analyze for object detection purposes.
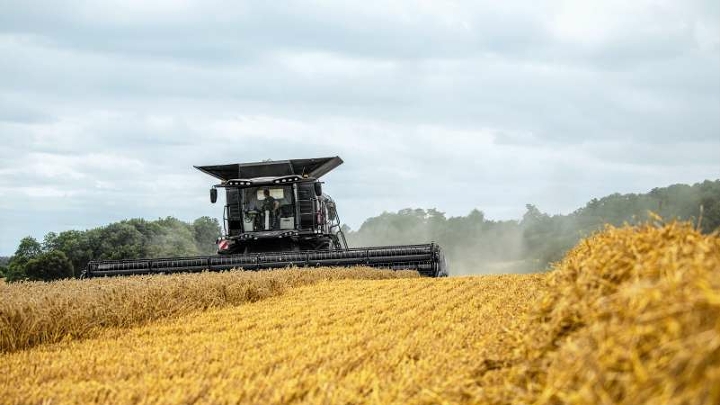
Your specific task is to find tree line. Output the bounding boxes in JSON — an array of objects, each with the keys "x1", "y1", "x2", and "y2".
[
  {"x1": 1, "y1": 180, "x2": 718, "y2": 281},
  {"x1": 0, "y1": 217, "x2": 221, "y2": 282},
  {"x1": 345, "y1": 180, "x2": 720, "y2": 274}
]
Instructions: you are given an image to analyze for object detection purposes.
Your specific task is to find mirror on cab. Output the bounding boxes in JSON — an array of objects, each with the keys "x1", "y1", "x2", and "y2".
[
  {"x1": 210, "y1": 188, "x2": 218, "y2": 204},
  {"x1": 314, "y1": 182, "x2": 322, "y2": 197}
]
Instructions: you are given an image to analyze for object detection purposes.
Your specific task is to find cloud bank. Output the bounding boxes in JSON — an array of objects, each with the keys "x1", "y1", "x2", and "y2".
[{"x1": 1, "y1": 0, "x2": 719, "y2": 254}]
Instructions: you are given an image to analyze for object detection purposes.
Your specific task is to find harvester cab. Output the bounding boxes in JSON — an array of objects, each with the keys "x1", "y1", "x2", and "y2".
[
  {"x1": 195, "y1": 157, "x2": 348, "y2": 254},
  {"x1": 82, "y1": 156, "x2": 448, "y2": 278}
]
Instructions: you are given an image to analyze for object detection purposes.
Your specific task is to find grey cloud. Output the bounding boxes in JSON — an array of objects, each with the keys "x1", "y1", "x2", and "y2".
[
  {"x1": 3, "y1": 1, "x2": 713, "y2": 70},
  {"x1": 0, "y1": 2, "x2": 547, "y2": 62},
  {"x1": 0, "y1": 93, "x2": 55, "y2": 124},
  {"x1": 1, "y1": 0, "x2": 719, "y2": 254},
  {"x1": 3, "y1": 42, "x2": 715, "y2": 148}
]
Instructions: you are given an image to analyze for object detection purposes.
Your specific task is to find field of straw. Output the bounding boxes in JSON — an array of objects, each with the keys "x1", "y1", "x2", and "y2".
[{"x1": 1, "y1": 220, "x2": 718, "y2": 404}]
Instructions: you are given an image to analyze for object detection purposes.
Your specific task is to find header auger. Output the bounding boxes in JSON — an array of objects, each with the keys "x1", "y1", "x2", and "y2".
[{"x1": 82, "y1": 156, "x2": 448, "y2": 278}]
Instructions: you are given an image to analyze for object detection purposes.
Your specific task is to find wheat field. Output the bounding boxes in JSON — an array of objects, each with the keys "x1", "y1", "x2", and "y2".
[
  {"x1": 1, "y1": 221, "x2": 718, "y2": 404},
  {"x1": 0, "y1": 267, "x2": 418, "y2": 353}
]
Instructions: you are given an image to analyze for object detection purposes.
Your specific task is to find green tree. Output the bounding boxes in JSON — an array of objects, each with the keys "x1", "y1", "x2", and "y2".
[
  {"x1": 46, "y1": 230, "x2": 95, "y2": 277},
  {"x1": 42, "y1": 231, "x2": 59, "y2": 251},
  {"x1": 146, "y1": 217, "x2": 199, "y2": 257},
  {"x1": 23, "y1": 250, "x2": 74, "y2": 281},
  {"x1": 96, "y1": 223, "x2": 146, "y2": 260},
  {"x1": 701, "y1": 202, "x2": 720, "y2": 233},
  {"x1": 0, "y1": 256, "x2": 9, "y2": 278},
  {"x1": 13, "y1": 236, "x2": 42, "y2": 262},
  {"x1": 193, "y1": 216, "x2": 221, "y2": 255},
  {"x1": 521, "y1": 204, "x2": 548, "y2": 226},
  {"x1": 3, "y1": 264, "x2": 26, "y2": 282},
  {"x1": 4, "y1": 236, "x2": 43, "y2": 282}
]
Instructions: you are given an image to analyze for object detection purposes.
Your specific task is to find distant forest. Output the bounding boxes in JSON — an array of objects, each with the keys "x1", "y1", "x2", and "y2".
[
  {"x1": 1, "y1": 180, "x2": 718, "y2": 281},
  {"x1": 345, "y1": 179, "x2": 720, "y2": 274}
]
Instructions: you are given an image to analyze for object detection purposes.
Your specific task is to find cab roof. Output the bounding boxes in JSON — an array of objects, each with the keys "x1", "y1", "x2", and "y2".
[{"x1": 194, "y1": 156, "x2": 343, "y2": 181}]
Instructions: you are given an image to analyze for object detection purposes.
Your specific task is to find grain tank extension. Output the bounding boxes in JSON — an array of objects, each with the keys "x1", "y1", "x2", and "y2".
[{"x1": 82, "y1": 157, "x2": 448, "y2": 278}]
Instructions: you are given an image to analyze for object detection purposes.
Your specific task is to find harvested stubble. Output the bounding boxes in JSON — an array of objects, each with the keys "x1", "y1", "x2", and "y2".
[
  {"x1": 0, "y1": 267, "x2": 418, "y2": 353},
  {"x1": 0, "y1": 221, "x2": 717, "y2": 405}
]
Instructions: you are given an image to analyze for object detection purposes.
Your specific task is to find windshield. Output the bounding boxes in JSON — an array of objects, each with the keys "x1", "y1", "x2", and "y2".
[{"x1": 241, "y1": 186, "x2": 295, "y2": 231}]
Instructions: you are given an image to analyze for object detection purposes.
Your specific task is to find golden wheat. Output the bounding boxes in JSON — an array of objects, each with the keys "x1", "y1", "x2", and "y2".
[
  {"x1": 0, "y1": 267, "x2": 418, "y2": 353},
  {"x1": 0, "y1": 221, "x2": 717, "y2": 405},
  {"x1": 0, "y1": 274, "x2": 544, "y2": 405},
  {"x1": 471, "y1": 220, "x2": 720, "y2": 405}
]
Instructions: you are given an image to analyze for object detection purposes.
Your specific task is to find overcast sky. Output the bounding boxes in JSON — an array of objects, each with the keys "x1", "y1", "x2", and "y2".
[{"x1": 1, "y1": 0, "x2": 719, "y2": 255}]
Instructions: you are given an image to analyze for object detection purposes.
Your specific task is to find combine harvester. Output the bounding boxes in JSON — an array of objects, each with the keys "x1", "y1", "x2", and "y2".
[{"x1": 82, "y1": 157, "x2": 448, "y2": 278}]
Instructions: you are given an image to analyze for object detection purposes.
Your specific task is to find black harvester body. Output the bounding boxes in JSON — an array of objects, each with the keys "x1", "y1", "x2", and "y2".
[{"x1": 82, "y1": 157, "x2": 448, "y2": 278}]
